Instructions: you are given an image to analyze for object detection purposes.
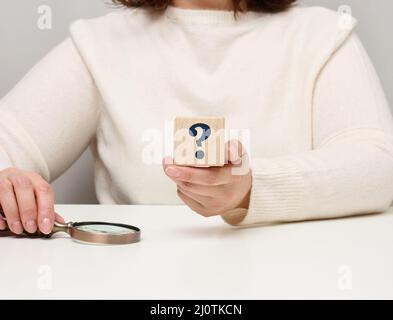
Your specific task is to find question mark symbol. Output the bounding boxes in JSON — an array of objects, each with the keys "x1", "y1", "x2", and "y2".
[{"x1": 189, "y1": 123, "x2": 211, "y2": 159}]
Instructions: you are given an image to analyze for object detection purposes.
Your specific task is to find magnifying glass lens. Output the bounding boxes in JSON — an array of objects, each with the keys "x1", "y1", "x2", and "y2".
[
  {"x1": 75, "y1": 224, "x2": 133, "y2": 235},
  {"x1": 69, "y1": 222, "x2": 141, "y2": 245}
]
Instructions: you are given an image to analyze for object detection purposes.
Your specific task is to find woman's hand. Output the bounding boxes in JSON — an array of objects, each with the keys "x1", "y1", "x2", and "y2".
[
  {"x1": 0, "y1": 167, "x2": 64, "y2": 234},
  {"x1": 163, "y1": 140, "x2": 252, "y2": 217}
]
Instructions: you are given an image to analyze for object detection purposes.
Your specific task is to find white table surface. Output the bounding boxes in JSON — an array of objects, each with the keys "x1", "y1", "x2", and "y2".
[{"x1": 0, "y1": 204, "x2": 392, "y2": 300}]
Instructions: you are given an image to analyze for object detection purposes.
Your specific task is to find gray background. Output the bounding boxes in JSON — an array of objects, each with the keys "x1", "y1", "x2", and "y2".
[{"x1": 0, "y1": 0, "x2": 392, "y2": 204}]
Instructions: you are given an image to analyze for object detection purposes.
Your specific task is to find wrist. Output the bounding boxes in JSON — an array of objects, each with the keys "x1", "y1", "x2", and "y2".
[
  {"x1": 237, "y1": 189, "x2": 251, "y2": 209},
  {"x1": 235, "y1": 171, "x2": 252, "y2": 210}
]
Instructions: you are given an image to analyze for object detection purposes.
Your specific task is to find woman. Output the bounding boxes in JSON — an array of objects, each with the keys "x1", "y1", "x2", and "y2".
[{"x1": 0, "y1": 0, "x2": 392, "y2": 235}]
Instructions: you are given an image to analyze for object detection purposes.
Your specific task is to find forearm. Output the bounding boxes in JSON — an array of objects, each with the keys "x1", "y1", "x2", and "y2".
[
  {"x1": 222, "y1": 32, "x2": 393, "y2": 226},
  {"x1": 227, "y1": 136, "x2": 393, "y2": 225}
]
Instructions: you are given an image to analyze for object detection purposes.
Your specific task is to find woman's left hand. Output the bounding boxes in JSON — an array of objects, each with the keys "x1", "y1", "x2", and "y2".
[{"x1": 163, "y1": 140, "x2": 252, "y2": 217}]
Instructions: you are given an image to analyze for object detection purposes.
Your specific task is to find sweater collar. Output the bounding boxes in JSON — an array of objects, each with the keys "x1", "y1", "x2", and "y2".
[{"x1": 164, "y1": 5, "x2": 266, "y2": 26}]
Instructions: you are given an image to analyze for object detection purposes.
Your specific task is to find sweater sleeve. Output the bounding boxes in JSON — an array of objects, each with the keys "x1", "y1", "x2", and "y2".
[
  {"x1": 0, "y1": 38, "x2": 101, "y2": 182},
  {"x1": 222, "y1": 32, "x2": 393, "y2": 226}
]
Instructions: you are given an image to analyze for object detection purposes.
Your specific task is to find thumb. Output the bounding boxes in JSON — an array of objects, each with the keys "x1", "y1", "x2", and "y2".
[
  {"x1": 55, "y1": 212, "x2": 65, "y2": 223},
  {"x1": 226, "y1": 139, "x2": 247, "y2": 165}
]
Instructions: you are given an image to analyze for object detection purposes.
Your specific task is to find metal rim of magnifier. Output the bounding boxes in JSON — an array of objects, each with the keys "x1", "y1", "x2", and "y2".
[{"x1": 66, "y1": 221, "x2": 141, "y2": 245}]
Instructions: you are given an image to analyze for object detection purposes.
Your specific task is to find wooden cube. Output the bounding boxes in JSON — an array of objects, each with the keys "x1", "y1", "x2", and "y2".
[{"x1": 174, "y1": 117, "x2": 226, "y2": 167}]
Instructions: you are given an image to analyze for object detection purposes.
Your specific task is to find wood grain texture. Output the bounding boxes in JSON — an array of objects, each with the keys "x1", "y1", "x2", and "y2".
[{"x1": 174, "y1": 117, "x2": 225, "y2": 167}]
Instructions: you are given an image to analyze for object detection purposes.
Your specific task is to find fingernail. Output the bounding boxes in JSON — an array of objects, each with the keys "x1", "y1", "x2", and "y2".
[
  {"x1": 229, "y1": 147, "x2": 241, "y2": 161},
  {"x1": 11, "y1": 221, "x2": 23, "y2": 234},
  {"x1": 40, "y1": 217, "x2": 52, "y2": 234},
  {"x1": 0, "y1": 220, "x2": 6, "y2": 230},
  {"x1": 166, "y1": 167, "x2": 181, "y2": 178},
  {"x1": 24, "y1": 219, "x2": 37, "y2": 233}
]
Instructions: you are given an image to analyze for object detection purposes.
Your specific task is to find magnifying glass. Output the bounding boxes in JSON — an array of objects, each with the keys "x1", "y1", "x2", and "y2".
[{"x1": 0, "y1": 208, "x2": 141, "y2": 245}]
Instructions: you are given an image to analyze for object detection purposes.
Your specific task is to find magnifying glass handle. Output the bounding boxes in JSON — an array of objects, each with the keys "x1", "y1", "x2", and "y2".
[
  {"x1": 51, "y1": 221, "x2": 72, "y2": 235},
  {"x1": 1, "y1": 206, "x2": 72, "y2": 237}
]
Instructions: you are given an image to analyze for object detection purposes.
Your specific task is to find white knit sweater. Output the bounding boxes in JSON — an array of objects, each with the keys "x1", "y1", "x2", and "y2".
[{"x1": 1, "y1": 5, "x2": 393, "y2": 226}]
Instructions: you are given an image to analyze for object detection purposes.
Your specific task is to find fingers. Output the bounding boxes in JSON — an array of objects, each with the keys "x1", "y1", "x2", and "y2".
[
  {"x1": 163, "y1": 139, "x2": 252, "y2": 218},
  {"x1": 8, "y1": 174, "x2": 38, "y2": 234},
  {"x1": 163, "y1": 139, "x2": 248, "y2": 186},
  {"x1": 0, "y1": 169, "x2": 57, "y2": 235},
  {"x1": 177, "y1": 185, "x2": 210, "y2": 205},
  {"x1": 30, "y1": 174, "x2": 55, "y2": 234},
  {"x1": 226, "y1": 139, "x2": 247, "y2": 164},
  {"x1": 0, "y1": 216, "x2": 6, "y2": 230},
  {"x1": 226, "y1": 140, "x2": 251, "y2": 176},
  {"x1": 0, "y1": 198, "x2": 9, "y2": 230},
  {"x1": 177, "y1": 183, "x2": 237, "y2": 215},
  {"x1": 55, "y1": 212, "x2": 65, "y2": 223},
  {"x1": 165, "y1": 165, "x2": 233, "y2": 186},
  {"x1": 0, "y1": 178, "x2": 23, "y2": 234},
  {"x1": 177, "y1": 180, "x2": 222, "y2": 197},
  {"x1": 176, "y1": 189, "x2": 214, "y2": 217}
]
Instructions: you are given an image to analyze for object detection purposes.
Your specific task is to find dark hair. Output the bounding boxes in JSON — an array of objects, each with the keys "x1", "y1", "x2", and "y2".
[{"x1": 112, "y1": 0, "x2": 297, "y2": 14}]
